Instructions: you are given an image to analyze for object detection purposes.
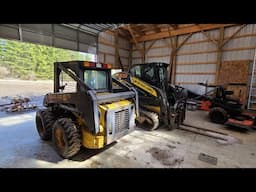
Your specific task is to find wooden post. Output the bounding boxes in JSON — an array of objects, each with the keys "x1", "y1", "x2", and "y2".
[
  {"x1": 114, "y1": 30, "x2": 119, "y2": 67},
  {"x1": 216, "y1": 27, "x2": 225, "y2": 83},
  {"x1": 170, "y1": 36, "x2": 178, "y2": 84},
  {"x1": 128, "y1": 42, "x2": 133, "y2": 70},
  {"x1": 104, "y1": 53, "x2": 106, "y2": 63},
  {"x1": 142, "y1": 41, "x2": 146, "y2": 63}
]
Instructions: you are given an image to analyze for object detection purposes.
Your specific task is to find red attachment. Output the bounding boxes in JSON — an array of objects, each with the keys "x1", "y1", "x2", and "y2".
[
  {"x1": 227, "y1": 118, "x2": 254, "y2": 126},
  {"x1": 89, "y1": 62, "x2": 96, "y2": 67},
  {"x1": 102, "y1": 63, "x2": 109, "y2": 68},
  {"x1": 241, "y1": 112, "x2": 256, "y2": 117},
  {"x1": 199, "y1": 100, "x2": 212, "y2": 111}
]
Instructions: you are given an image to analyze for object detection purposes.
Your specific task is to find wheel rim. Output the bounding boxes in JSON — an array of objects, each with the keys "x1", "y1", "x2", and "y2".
[{"x1": 55, "y1": 127, "x2": 65, "y2": 151}]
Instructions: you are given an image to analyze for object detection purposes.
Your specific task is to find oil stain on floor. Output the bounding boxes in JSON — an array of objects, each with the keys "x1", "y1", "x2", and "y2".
[{"x1": 146, "y1": 147, "x2": 184, "y2": 166}]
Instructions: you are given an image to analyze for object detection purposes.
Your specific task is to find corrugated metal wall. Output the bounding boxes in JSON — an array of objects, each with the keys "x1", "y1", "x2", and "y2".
[
  {"x1": 0, "y1": 24, "x2": 97, "y2": 54},
  {"x1": 176, "y1": 30, "x2": 219, "y2": 94},
  {"x1": 98, "y1": 31, "x2": 130, "y2": 69},
  {"x1": 131, "y1": 24, "x2": 256, "y2": 95}
]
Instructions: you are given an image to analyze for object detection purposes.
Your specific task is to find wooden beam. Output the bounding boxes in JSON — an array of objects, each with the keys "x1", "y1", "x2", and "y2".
[
  {"x1": 153, "y1": 24, "x2": 161, "y2": 33},
  {"x1": 176, "y1": 82, "x2": 201, "y2": 85},
  {"x1": 177, "y1": 61, "x2": 216, "y2": 65},
  {"x1": 216, "y1": 27, "x2": 225, "y2": 83},
  {"x1": 133, "y1": 24, "x2": 235, "y2": 42},
  {"x1": 223, "y1": 46, "x2": 256, "y2": 52},
  {"x1": 170, "y1": 36, "x2": 178, "y2": 83},
  {"x1": 176, "y1": 72, "x2": 216, "y2": 75},
  {"x1": 221, "y1": 24, "x2": 246, "y2": 48},
  {"x1": 127, "y1": 24, "x2": 144, "y2": 57},
  {"x1": 170, "y1": 24, "x2": 178, "y2": 29},
  {"x1": 177, "y1": 49, "x2": 217, "y2": 56},
  {"x1": 130, "y1": 24, "x2": 145, "y2": 36},
  {"x1": 105, "y1": 29, "x2": 130, "y2": 40},
  {"x1": 144, "y1": 40, "x2": 157, "y2": 55},
  {"x1": 114, "y1": 30, "x2": 119, "y2": 67},
  {"x1": 128, "y1": 41, "x2": 132, "y2": 69},
  {"x1": 167, "y1": 26, "x2": 173, "y2": 48},
  {"x1": 132, "y1": 32, "x2": 256, "y2": 50},
  {"x1": 133, "y1": 45, "x2": 256, "y2": 57},
  {"x1": 142, "y1": 41, "x2": 146, "y2": 63},
  {"x1": 176, "y1": 33, "x2": 193, "y2": 51},
  {"x1": 127, "y1": 25, "x2": 139, "y2": 45},
  {"x1": 199, "y1": 28, "x2": 218, "y2": 46},
  {"x1": 133, "y1": 54, "x2": 170, "y2": 59}
]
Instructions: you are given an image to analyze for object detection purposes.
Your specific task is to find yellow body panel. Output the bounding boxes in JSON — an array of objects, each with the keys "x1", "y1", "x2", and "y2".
[
  {"x1": 82, "y1": 99, "x2": 132, "y2": 149},
  {"x1": 102, "y1": 99, "x2": 131, "y2": 109},
  {"x1": 143, "y1": 105, "x2": 161, "y2": 114},
  {"x1": 82, "y1": 126, "x2": 104, "y2": 149},
  {"x1": 130, "y1": 77, "x2": 157, "y2": 97}
]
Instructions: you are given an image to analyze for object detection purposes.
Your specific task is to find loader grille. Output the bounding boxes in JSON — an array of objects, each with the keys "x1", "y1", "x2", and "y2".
[{"x1": 115, "y1": 109, "x2": 129, "y2": 133}]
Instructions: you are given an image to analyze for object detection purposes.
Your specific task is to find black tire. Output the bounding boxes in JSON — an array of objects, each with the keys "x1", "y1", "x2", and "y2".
[
  {"x1": 35, "y1": 109, "x2": 55, "y2": 140},
  {"x1": 52, "y1": 118, "x2": 81, "y2": 159},
  {"x1": 209, "y1": 107, "x2": 228, "y2": 124}
]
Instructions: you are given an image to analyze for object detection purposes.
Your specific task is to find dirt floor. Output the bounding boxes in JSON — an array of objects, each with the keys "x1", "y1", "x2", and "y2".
[
  {"x1": 0, "y1": 79, "x2": 53, "y2": 97},
  {"x1": 0, "y1": 80, "x2": 256, "y2": 168}
]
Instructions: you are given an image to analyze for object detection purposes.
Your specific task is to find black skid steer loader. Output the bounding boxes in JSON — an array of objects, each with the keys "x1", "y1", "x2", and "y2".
[
  {"x1": 113, "y1": 62, "x2": 187, "y2": 131},
  {"x1": 35, "y1": 61, "x2": 139, "y2": 159}
]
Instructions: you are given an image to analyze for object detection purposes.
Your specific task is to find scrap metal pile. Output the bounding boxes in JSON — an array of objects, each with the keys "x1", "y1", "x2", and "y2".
[{"x1": 0, "y1": 96, "x2": 37, "y2": 112}]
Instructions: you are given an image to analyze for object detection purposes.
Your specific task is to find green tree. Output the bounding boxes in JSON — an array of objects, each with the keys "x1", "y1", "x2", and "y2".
[{"x1": 0, "y1": 38, "x2": 94, "y2": 80}]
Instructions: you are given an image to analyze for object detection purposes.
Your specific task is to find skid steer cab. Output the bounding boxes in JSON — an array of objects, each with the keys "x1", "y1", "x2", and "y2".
[{"x1": 35, "y1": 61, "x2": 139, "y2": 159}]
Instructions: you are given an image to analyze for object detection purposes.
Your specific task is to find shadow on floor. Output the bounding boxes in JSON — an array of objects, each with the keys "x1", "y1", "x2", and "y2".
[
  {"x1": 70, "y1": 142, "x2": 117, "y2": 162},
  {"x1": 223, "y1": 125, "x2": 252, "y2": 133}
]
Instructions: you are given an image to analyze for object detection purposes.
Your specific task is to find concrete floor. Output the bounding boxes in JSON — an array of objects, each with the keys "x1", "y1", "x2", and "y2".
[{"x1": 0, "y1": 110, "x2": 256, "y2": 168}]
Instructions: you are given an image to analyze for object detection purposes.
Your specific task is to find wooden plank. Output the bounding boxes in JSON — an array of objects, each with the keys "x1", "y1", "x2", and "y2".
[
  {"x1": 172, "y1": 33, "x2": 256, "y2": 47},
  {"x1": 183, "y1": 38, "x2": 215, "y2": 46},
  {"x1": 132, "y1": 32, "x2": 256, "y2": 51},
  {"x1": 177, "y1": 49, "x2": 217, "y2": 56},
  {"x1": 217, "y1": 60, "x2": 250, "y2": 105},
  {"x1": 176, "y1": 82, "x2": 202, "y2": 85},
  {"x1": 218, "y1": 60, "x2": 250, "y2": 83},
  {"x1": 134, "y1": 24, "x2": 235, "y2": 42},
  {"x1": 133, "y1": 54, "x2": 170, "y2": 59},
  {"x1": 176, "y1": 72, "x2": 216, "y2": 75},
  {"x1": 134, "y1": 46, "x2": 256, "y2": 59},
  {"x1": 228, "y1": 33, "x2": 256, "y2": 40},
  {"x1": 177, "y1": 46, "x2": 256, "y2": 56},
  {"x1": 223, "y1": 46, "x2": 256, "y2": 52},
  {"x1": 177, "y1": 61, "x2": 216, "y2": 65},
  {"x1": 133, "y1": 44, "x2": 168, "y2": 51}
]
